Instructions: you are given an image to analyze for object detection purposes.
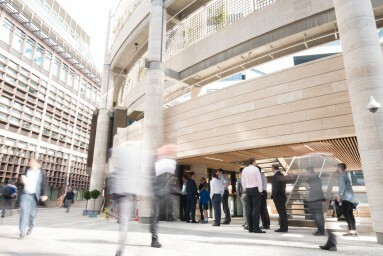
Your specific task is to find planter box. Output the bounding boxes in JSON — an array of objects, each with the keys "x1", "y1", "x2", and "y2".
[
  {"x1": 88, "y1": 211, "x2": 98, "y2": 218},
  {"x1": 83, "y1": 210, "x2": 90, "y2": 216}
]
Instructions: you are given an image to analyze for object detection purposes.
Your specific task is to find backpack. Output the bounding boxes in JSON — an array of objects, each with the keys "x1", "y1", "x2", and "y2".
[{"x1": 2, "y1": 186, "x2": 14, "y2": 199}]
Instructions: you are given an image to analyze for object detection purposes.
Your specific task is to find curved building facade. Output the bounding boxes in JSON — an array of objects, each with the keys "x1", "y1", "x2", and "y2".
[{"x1": 90, "y1": 0, "x2": 383, "y2": 243}]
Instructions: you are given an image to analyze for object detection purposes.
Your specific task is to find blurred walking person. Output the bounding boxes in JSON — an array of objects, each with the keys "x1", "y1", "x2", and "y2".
[
  {"x1": 237, "y1": 168, "x2": 247, "y2": 230},
  {"x1": 337, "y1": 163, "x2": 357, "y2": 236},
  {"x1": 242, "y1": 158, "x2": 265, "y2": 233},
  {"x1": 63, "y1": 186, "x2": 75, "y2": 213},
  {"x1": 198, "y1": 177, "x2": 207, "y2": 222},
  {"x1": 217, "y1": 169, "x2": 231, "y2": 224},
  {"x1": 185, "y1": 172, "x2": 198, "y2": 223},
  {"x1": 210, "y1": 170, "x2": 223, "y2": 226},
  {"x1": 271, "y1": 164, "x2": 288, "y2": 233},
  {"x1": 259, "y1": 167, "x2": 270, "y2": 230},
  {"x1": 306, "y1": 167, "x2": 326, "y2": 236},
  {"x1": 19, "y1": 158, "x2": 48, "y2": 240},
  {"x1": 1, "y1": 179, "x2": 17, "y2": 217}
]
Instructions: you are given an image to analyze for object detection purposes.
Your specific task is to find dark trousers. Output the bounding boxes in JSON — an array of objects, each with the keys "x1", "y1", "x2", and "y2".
[
  {"x1": 212, "y1": 194, "x2": 222, "y2": 225},
  {"x1": 274, "y1": 199, "x2": 288, "y2": 231},
  {"x1": 222, "y1": 190, "x2": 231, "y2": 222},
  {"x1": 186, "y1": 197, "x2": 197, "y2": 222},
  {"x1": 307, "y1": 201, "x2": 325, "y2": 233},
  {"x1": 199, "y1": 199, "x2": 204, "y2": 220},
  {"x1": 180, "y1": 195, "x2": 187, "y2": 221},
  {"x1": 260, "y1": 190, "x2": 270, "y2": 227},
  {"x1": 1, "y1": 198, "x2": 13, "y2": 217},
  {"x1": 341, "y1": 200, "x2": 356, "y2": 231},
  {"x1": 246, "y1": 187, "x2": 262, "y2": 232}
]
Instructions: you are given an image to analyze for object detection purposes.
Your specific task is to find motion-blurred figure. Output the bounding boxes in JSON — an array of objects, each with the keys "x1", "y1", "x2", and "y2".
[
  {"x1": 271, "y1": 164, "x2": 288, "y2": 233},
  {"x1": 306, "y1": 167, "x2": 325, "y2": 236},
  {"x1": 1, "y1": 179, "x2": 17, "y2": 217},
  {"x1": 320, "y1": 229, "x2": 337, "y2": 251},
  {"x1": 63, "y1": 186, "x2": 75, "y2": 213},
  {"x1": 19, "y1": 158, "x2": 48, "y2": 240},
  {"x1": 150, "y1": 144, "x2": 178, "y2": 248}
]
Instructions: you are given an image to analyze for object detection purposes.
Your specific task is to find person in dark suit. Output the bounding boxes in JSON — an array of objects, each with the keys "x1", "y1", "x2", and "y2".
[
  {"x1": 271, "y1": 164, "x2": 288, "y2": 232},
  {"x1": 19, "y1": 158, "x2": 48, "y2": 240},
  {"x1": 306, "y1": 167, "x2": 326, "y2": 236},
  {"x1": 185, "y1": 172, "x2": 198, "y2": 223},
  {"x1": 63, "y1": 186, "x2": 75, "y2": 213}
]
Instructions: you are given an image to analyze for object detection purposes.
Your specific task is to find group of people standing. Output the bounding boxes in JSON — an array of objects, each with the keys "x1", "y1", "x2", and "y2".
[{"x1": 238, "y1": 159, "x2": 287, "y2": 233}]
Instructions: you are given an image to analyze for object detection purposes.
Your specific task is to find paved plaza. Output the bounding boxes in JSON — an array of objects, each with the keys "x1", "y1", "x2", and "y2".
[{"x1": 0, "y1": 208, "x2": 382, "y2": 256}]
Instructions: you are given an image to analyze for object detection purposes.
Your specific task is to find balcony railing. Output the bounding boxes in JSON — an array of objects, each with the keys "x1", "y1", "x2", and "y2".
[
  {"x1": 165, "y1": 0, "x2": 278, "y2": 59},
  {"x1": 112, "y1": 0, "x2": 145, "y2": 44}
]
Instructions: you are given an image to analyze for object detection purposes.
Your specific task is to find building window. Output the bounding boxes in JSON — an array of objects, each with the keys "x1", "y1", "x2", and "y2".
[
  {"x1": 52, "y1": 58, "x2": 61, "y2": 77},
  {"x1": 67, "y1": 69, "x2": 74, "y2": 87},
  {"x1": 24, "y1": 37, "x2": 35, "y2": 59},
  {"x1": 0, "y1": 19, "x2": 13, "y2": 44},
  {"x1": 86, "y1": 84, "x2": 91, "y2": 99},
  {"x1": 34, "y1": 44, "x2": 44, "y2": 66},
  {"x1": 80, "y1": 80, "x2": 86, "y2": 96},
  {"x1": 92, "y1": 87, "x2": 97, "y2": 102},
  {"x1": 73, "y1": 74, "x2": 79, "y2": 91},
  {"x1": 60, "y1": 64, "x2": 68, "y2": 82},
  {"x1": 44, "y1": 50, "x2": 52, "y2": 71},
  {"x1": 12, "y1": 28, "x2": 25, "y2": 52}
]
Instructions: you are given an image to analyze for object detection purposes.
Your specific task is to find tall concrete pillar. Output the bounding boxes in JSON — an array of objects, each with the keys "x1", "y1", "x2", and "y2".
[
  {"x1": 333, "y1": 0, "x2": 383, "y2": 243},
  {"x1": 139, "y1": 0, "x2": 166, "y2": 223},
  {"x1": 89, "y1": 10, "x2": 114, "y2": 210}
]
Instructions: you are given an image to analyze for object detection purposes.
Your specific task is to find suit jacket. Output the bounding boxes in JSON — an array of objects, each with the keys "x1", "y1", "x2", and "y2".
[
  {"x1": 271, "y1": 171, "x2": 286, "y2": 201},
  {"x1": 186, "y1": 178, "x2": 198, "y2": 200},
  {"x1": 21, "y1": 168, "x2": 47, "y2": 202}
]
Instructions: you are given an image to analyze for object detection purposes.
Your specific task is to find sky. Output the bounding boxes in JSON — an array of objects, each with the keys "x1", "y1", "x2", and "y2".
[{"x1": 57, "y1": 0, "x2": 119, "y2": 71}]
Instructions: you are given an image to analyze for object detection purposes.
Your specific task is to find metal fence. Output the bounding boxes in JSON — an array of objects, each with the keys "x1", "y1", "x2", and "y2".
[{"x1": 165, "y1": 0, "x2": 277, "y2": 59}]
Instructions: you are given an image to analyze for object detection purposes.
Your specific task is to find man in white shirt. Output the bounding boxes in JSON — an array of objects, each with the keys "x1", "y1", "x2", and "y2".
[
  {"x1": 241, "y1": 158, "x2": 265, "y2": 233},
  {"x1": 217, "y1": 169, "x2": 231, "y2": 224}
]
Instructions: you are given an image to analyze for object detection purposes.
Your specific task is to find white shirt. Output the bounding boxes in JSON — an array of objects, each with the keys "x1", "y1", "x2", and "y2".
[
  {"x1": 242, "y1": 165, "x2": 263, "y2": 193},
  {"x1": 23, "y1": 168, "x2": 40, "y2": 194},
  {"x1": 210, "y1": 177, "x2": 224, "y2": 199}
]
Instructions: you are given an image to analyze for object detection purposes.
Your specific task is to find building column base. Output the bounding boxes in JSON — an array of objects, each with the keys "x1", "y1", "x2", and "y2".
[{"x1": 377, "y1": 232, "x2": 383, "y2": 245}]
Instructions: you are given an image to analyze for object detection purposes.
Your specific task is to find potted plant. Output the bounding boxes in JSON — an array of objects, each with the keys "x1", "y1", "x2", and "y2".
[
  {"x1": 83, "y1": 190, "x2": 91, "y2": 216},
  {"x1": 89, "y1": 189, "x2": 101, "y2": 218}
]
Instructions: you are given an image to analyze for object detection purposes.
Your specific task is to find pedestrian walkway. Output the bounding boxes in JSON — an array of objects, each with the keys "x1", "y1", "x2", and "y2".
[{"x1": 0, "y1": 208, "x2": 382, "y2": 256}]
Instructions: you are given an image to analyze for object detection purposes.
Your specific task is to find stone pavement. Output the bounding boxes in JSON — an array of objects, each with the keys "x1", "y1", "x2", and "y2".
[{"x1": 0, "y1": 208, "x2": 382, "y2": 256}]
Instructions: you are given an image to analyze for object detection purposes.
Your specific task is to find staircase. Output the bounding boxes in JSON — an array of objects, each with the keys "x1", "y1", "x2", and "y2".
[
  {"x1": 256, "y1": 158, "x2": 287, "y2": 175},
  {"x1": 286, "y1": 171, "x2": 336, "y2": 227}
]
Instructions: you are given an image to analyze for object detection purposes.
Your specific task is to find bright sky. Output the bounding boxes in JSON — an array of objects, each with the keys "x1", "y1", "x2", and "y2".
[{"x1": 57, "y1": 0, "x2": 119, "y2": 71}]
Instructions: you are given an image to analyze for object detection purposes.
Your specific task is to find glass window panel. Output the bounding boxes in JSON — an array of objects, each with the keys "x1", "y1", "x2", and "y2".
[
  {"x1": 8, "y1": 60, "x2": 18, "y2": 70},
  {"x1": 0, "y1": 19, "x2": 13, "y2": 44},
  {"x1": 86, "y1": 84, "x2": 91, "y2": 99},
  {"x1": 34, "y1": 44, "x2": 44, "y2": 66},
  {"x1": 0, "y1": 104, "x2": 9, "y2": 113},
  {"x1": 60, "y1": 64, "x2": 67, "y2": 82},
  {"x1": 0, "y1": 112, "x2": 8, "y2": 121},
  {"x1": 80, "y1": 80, "x2": 86, "y2": 96},
  {"x1": 11, "y1": 109, "x2": 21, "y2": 117},
  {"x1": 18, "y1": 81, "x2": 27, "y2": 91},
  {"x1": 12, "y1": 28, "x2": 25, "y2": 52},
  {"x1": 68, "y1": 69, "x2": 74, "y2": 87},
  {"x1": 10, "y1": 116, "x2": 21, "y2": 125},
  {"x1": 0, "y1": 96, "x2": 11, "y2": 105},
  {"x1": 13, "y1": 101, "x2": 23, "y2": 110},
  {"x1": 73, "y1": 74, "x2": 79, "y2": 91},
  {"x1": 52, "y1": 58, "x2": 61, "y2": 77},
  {"x1": 24, "y1": 37, "x2": 35, "y2": 59},
  {"x1": 43, "y1": 50, "x2": 52, "y2": 71}
]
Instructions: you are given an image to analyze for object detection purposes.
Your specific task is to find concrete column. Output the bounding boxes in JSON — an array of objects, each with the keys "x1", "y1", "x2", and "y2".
[
  {"x1": 139, "y1": 0, "x2": 166, "y2": 223},
  {"x1": 333, "y1": 0, "x2": 383, "y2": 244}
]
